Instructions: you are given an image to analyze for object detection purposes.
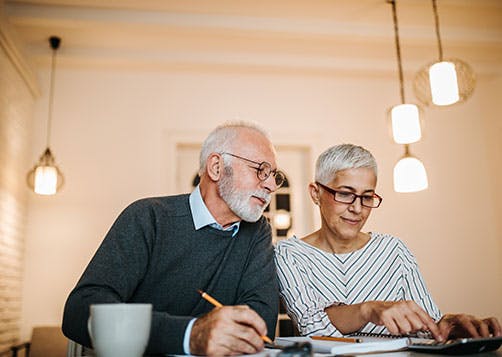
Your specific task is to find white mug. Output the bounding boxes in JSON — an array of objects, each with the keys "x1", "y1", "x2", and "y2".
[{"x1": 88, "y1": 303, "x2": 152, "y2": 357}]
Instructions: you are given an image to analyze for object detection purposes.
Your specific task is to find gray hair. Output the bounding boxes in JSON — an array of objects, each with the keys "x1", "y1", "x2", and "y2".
[
  {"x1": 199, "y1": 121, "x2": 269, "y2": 175},
  {"x1": 315, "y1": 144, "x2": 378, "y2": 184}
]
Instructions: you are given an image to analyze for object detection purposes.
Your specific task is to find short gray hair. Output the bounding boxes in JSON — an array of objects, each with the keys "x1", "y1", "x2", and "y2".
[
  {"x1": 199, "y1": 121, "x2": 269, "y2": 175},
  {"x1": 315, "y1": 144, "x2": 377, "y2": 184}
]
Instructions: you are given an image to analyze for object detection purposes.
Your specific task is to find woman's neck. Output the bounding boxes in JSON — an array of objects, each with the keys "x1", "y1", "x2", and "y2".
[{"x1": 304, "y1": 229, "x2": 370, "y2": 254}]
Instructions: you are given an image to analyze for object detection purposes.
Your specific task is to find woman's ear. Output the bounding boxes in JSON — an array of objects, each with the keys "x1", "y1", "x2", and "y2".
[
  {"x1": 206, "y1": 153, "x2": 222, "y2": 181},
  {"x1": 308, "y1": 182, "x2": 320, "y2": 205}
]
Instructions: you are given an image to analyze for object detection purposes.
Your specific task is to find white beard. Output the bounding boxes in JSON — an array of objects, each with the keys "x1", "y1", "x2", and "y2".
[{"x1": 218, "y1": 166, "x2": 271, "y2": 222}]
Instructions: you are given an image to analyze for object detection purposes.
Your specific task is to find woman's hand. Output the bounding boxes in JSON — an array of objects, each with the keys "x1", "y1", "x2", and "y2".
[
  {"x1": 438, "y1": 314, "x2": 502, "y2": 339},
  {"x1": 361, "y1": 300, "x2": 444, "y2": 341}
]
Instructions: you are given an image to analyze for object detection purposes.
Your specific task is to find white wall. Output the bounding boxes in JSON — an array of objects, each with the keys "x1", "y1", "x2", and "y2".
[{"x1": 20, "y1": 65, "x2": 502, "y2": 339}]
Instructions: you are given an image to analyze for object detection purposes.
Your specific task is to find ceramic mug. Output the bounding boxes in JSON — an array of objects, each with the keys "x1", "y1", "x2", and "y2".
[{"x1": 88, "y1": 303, "x2": 152, "y2": 357}]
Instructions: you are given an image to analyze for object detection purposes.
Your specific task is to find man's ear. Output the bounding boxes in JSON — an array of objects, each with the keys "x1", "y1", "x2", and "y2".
[
  {"x1": 206, "y1": 153, "x2": 222, "y2": 181},
  {"x1": 309, "y1": 182, "x2": 320, "y2": 205}
]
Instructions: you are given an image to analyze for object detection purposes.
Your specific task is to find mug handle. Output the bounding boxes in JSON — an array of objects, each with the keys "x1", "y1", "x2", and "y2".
[{"x1": 87, "y1": 316, "x2": 94, "y2": 340}]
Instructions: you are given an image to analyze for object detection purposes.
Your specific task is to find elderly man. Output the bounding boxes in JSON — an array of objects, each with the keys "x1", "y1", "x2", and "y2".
[{"x1": 62, "y1": 122, "x2": 284, "y2": 355}]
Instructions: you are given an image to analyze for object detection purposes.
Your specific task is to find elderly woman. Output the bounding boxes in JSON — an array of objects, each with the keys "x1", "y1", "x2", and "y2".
[{"x1": 275, "y1": 144, "x2": 501, "y2": 341}]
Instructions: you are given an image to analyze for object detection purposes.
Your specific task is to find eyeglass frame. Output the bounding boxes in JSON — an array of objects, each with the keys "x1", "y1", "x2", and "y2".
[
  {"x1": 315, "y1": 182, "x2": 383, "y2": 208},
  {"x1": 221, "y1": 152, "x2": 285, "y2": 188}
]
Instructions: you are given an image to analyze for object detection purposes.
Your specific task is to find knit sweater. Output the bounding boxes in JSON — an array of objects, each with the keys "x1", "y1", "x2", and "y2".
[{"x1": 62, "y1": 194, "x2": 278, "y2": 355}]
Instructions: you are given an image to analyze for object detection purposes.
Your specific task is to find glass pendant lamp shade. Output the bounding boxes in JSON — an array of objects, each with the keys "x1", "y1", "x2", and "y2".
[
  {"x1": 390, "y1": 103, "x2": 421, "y2": 144},
  {"x1": 429, "y1": 61, "x2": 459, "y2": 105},
  {"x1": 393, "y1": 154, "x2": 428, "y2": 193},
  {"x1": 27, "y1": 148, "x2": 64, "y2": 195},
  {"x1": 415, "y1": 58, "x2": 475, "y2": 106}
]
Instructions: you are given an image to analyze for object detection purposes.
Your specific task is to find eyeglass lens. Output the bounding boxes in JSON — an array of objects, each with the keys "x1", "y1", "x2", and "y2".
[
  {"x1": 257, "y1": 162, "x2": 285, "y2": 187},
  {"x1": 335, "y1": 192, "x2": 381, "y2": 208}
]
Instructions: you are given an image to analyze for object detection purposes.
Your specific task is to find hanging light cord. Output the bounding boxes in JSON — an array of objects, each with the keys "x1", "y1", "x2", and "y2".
[
  {"x1": 46, "y1": 37, "x2": 60, "y2": 148},
  {"x1": 432, "y1": 0, "x2": 444, "y2": 61},
  {"x1": 389, "y1": 0, "x2": 405, "y2": 104}
]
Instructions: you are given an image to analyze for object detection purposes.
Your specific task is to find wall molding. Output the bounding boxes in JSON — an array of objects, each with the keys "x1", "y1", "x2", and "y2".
[{"x1": 0, "y1": 6, "x2": 40, "y2": 98}]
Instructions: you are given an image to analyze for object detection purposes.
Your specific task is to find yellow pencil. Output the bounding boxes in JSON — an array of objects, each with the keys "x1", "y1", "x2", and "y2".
[
  {"x1": 197, "y1": 289, "x2": 273, "y2": 344},
  {"x1": 311, "y1": 335, "x2": 362, "y2": 343},
  {"x1": 198, "y1": 289, "x2": 224, "y2": 308}
]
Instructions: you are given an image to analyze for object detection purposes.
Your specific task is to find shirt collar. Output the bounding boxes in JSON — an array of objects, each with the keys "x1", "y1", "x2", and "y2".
[{"x1": 189, "y1": 185, "x2": 240, "y2": 236}]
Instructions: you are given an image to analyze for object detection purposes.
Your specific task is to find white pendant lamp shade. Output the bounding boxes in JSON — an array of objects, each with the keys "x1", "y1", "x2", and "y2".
[
  {"x1": 429, "y1": 61, "x2": 459, "y2": 106},
  {"x1": 393, "y1": 155, "x2": 428, "y2": 193},
  {"x1": 390, "y1": 104, "x2": 422, "y2": 144}
]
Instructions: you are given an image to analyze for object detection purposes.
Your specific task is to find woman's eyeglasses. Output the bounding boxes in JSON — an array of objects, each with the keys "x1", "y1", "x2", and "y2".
[{"x1": 316, "y1": 182, "x2": 382, "y2": 208}]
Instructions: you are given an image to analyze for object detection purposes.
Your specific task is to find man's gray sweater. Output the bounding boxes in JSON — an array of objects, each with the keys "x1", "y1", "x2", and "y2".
[{"x1": 62, "y1": 194, "x2": 278, "y2": 355}]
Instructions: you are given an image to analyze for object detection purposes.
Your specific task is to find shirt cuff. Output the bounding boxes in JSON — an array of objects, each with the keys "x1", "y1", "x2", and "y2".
[{"x1": 183, "y1": 318, "x2": 197, "y2": 354}]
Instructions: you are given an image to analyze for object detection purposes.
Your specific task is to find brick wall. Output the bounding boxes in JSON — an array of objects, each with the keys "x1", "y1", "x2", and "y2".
[{"x1": 0, "y1": 28, "x2": 36, "y2": 353}]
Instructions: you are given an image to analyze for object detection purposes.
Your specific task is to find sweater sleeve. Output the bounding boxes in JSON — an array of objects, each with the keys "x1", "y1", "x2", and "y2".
[
  {"x1": 235, "y1": 218, "x2": 279, "y2": 340},
  {"x1": 274, "y1": 241, "x2": 341, "y2": 336},
  {"x1": 62, "y1": 200, "x2": 192, "y2": 355}
]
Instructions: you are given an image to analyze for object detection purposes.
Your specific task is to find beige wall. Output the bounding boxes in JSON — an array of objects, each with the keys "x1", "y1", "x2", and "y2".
[
  {"x1": 0, "y1": 26, "x2": 36, "y2": 353},
  {"x1": 17, "y1": 65, "x2": 502, "y2": 341}
]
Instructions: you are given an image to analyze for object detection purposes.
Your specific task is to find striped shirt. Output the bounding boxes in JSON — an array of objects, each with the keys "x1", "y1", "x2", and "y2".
[{"x1": 274, "y1": 232, "x2": 441, "y2": 336}]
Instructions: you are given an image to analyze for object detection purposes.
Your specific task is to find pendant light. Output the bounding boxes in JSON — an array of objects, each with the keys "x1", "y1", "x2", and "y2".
[
  {"x1": 414, "y1": 0, "x2": 475, "y2": 106},
  {"x1": 388, "y1": 0, "x2": 428, "y2": 193},
  {"x1": 27, "y1": 36, "x2": 64, "y2": 195},
  {"x1": 393, "y1": 145, "x2": 428, "y2": 193},
  {"x1": 388, "y1": 0, "x2": 422, "y2": 145}
]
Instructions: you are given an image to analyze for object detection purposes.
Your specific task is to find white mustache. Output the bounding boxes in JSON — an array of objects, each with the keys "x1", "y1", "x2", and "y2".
[{"x1": 252, "y1": 191, "x2": 272, "y2": 205}]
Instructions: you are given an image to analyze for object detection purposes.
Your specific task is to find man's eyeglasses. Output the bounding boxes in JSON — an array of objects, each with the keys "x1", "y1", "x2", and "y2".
[
  {"x1": 222, "y1": 152, "x2": 285, "y2": 188},
  {"x1": 316, "y1": 182, "x2": 383, "y2": 208}
]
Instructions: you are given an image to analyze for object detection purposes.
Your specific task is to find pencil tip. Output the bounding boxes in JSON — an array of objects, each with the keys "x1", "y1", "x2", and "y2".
[{"x1": 197, "y1": 289, "x2": 203, "y2": 294}]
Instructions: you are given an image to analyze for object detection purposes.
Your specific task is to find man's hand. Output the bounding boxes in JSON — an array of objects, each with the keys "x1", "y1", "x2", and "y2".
[
  {"x1": 361, "y1": 300, "x2": 443, "y2": 341},
  {"x1": 189, "y1": 305, "x2": 268, "y2": 356},
  {"x1": 438, "y1": 314, "x2": 502, "y2": 339}
]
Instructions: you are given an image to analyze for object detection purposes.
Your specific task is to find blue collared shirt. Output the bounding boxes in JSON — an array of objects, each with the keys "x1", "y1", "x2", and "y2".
[
  {"x1": 189, "y1": 185, "x2": 240, "y2": 236},
  {"x1": 183, "y1": 186, "x2": 241, "y2": 354}
]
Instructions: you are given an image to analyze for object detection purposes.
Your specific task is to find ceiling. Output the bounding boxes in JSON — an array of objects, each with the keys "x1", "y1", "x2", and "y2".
[{"x1": 2, "y1": 0, "x2": 502, "y2": 76}]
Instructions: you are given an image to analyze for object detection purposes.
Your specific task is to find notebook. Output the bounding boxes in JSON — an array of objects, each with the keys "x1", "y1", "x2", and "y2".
[{"x1": 275, "y1": 336, "x2": 409, "y2": 355}]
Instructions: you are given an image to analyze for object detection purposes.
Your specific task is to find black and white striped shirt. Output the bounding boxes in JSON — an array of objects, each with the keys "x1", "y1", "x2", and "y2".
[{"x1": 275, "y1": 232, "x2": 441, "y2": 336}]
